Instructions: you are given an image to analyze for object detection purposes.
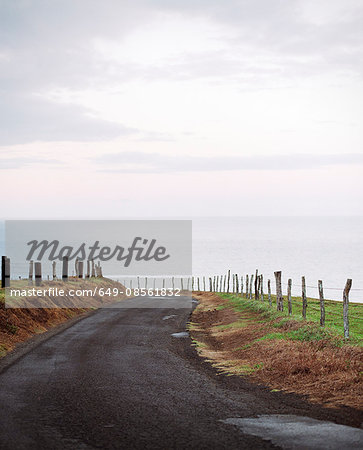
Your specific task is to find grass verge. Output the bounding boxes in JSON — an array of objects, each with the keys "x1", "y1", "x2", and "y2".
[
  {"x1": 190, "y1": 292, "x2": 363, "y2": 409},
  {"x1": 0, "y1": 277, "x2": 127, "y2": 358}
]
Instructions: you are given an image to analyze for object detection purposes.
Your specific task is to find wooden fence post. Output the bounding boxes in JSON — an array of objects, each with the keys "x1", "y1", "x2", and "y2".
[
  {"x1": 249, "y1": 274, "x2": 254, "y2": 300},
  {"x1": 254, "y1": 269, "x2": 259, "y2": 300},
  {"x1": 318, "y1": 280, "x2": 325, "y2": 326},
  {"x1": 52, "y1": 261, "x2": 56, "y2": 280},
  {"x1": 203, "y1": 276, "x2": 206, "y2": 291},
  {"x1": 28, "y1": 260, "x2": 34, "y2": 284},
  {"x1": 235, "y1": 274, "x2": 239, "y2": 294},
  {"x1": 209, "y1": 277, "x2": 212, "y2": 292},
  {"x1": 240, "y1": 276, "x2": 243, "y2": 297},
  {"x1": 246, "y1": 274, "x2": 249, "y2": 298},
  {"x1": 227, "y1": 270, "x2": 230, "y2": 293},
  {"x1": 1, "y1": 256, "x2": 10, "y2": 288},
  {"x1": 86, "y1": 260, "x2": 90, "y2": 278},
  {"x1": 145, "y1": 277, "x2": 148, "y2": 289},
  {"x1": 62, "y1": 257, "x2": 68, "y2": 281},
  {"x1": 197, "y1": 277, "x2": 200, "y2": 291},
  {"x1": 287, "y1": 278, "x2": 292, "y2": 315},
  {"x1": 35, "y1": 262, "x2": 42, "y2": 286},
  {"x1": 78, "y1": 261, "x2": 83, "y2": 278},
  {"x1": 343, "y1": 279, "x2": 352, "y2": 339},
  {"x1": 274, "y1": 271, "x2": 283, "y2": 311},
  {"x1": 91, "y1": 259, "x2": 95, "y2": 277},
  {"x1": 302, "y1": 276, "x2": 307, "y2": 319},
  {"x1": 267, "y1": 279, "x2": 272, "y2": 307},
  {"x1": 192, "y1": 276, "x2": 194, "y2": 291},
  {"x1": 260, "y1": 275, "x2": 264, "y2": 301},
  {"x1": 172, "y1": 277, "x2": 175, "y2": 290},
  {"x1": 181, "y1": 278, "x2": 184, "y2": 291}
]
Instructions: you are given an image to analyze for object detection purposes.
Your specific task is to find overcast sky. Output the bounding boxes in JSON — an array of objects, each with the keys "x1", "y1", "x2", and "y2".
[{"x1": 0, "y1": 0, "x2": 362, "y2": 217}]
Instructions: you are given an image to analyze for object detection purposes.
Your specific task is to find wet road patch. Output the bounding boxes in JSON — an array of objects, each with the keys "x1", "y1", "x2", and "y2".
[{"x1": 221, "y1": 415, "x2": 363, "y2": 450}]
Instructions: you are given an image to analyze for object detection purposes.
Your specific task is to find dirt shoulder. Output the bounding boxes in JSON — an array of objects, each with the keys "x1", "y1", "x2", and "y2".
[
  {"x1": 0, "y1": 277, "x2": 127, "y2": 358},
  {"x1": 190, "y1": 292, "x2": 363, "y2": 410}
]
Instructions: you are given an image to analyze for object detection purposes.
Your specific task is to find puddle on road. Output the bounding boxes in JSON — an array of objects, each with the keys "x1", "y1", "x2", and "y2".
[
  {"x1": 163, "y1": 315, "x2": 177, "y2": 320},
  {"x1": 221, "y1": 415, "x2": 363, "y2": 450},
  {"x1": 171, "y1": 332, "x2": 189, "y2": 338}
]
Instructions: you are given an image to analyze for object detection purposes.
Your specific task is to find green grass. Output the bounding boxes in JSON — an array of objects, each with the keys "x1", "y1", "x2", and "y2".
[{"x1": 219, "y1": 293, "x2": 363, "y2": 345}]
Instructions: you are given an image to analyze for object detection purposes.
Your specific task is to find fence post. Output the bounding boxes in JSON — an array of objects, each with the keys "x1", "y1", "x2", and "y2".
[
  {"x1": 302, "y1": 276, "x2": 307, "y2": 319},
  {"x1": 52, "y1": 261, "x2": 56, "y2": 280},
  {"x1": 209, "y1": 277, "x2": 212, "y2": 292},
  {"x1": 145, "y1": 277, "x2": 148, "y2": 289},
  {"x1": 246, "y1": 274, "x2": 249, "y2": 298},
  {"x1": 75, "y1": 258, "x2": 79, "y2": 277},
  {"x1": 260, "y1": 275, "x2": 264, "y2": 301},
  {"x1": 86, "y1": 260, "x2": 90, "y2": 278},
  {"x1": 62, "y1": 257, "x2": 68, "y2": 281},
  {"x1": 235, "y1": 274, "x2": 239, "y2": 294},
  {"x1": 318, "y1": 280, "x2": 325, "y2": 326},
  {"x1": 343, "y1": 279, "x2": 352, "y2": 339},
  {"x1": 35, "y1": 262, "x2": 42, "y2": 286},
  {"x1": 254, "y1": 269, "x2": 259, "y2": 300},
  {"x1": 240, "y1": 276, "x2": 243, "y2": 297},
  {"x1": 78, "y1": 261, "x2": 83, "y2": 278},
  {"x1": 267, "y1": 279, "x2": 272, "y2": 307},
  {"x1": 181, "y1": 278, "x2": 184, "y2": 291},
  {"x1": 227, "y1": 270, "x2": 230, "y2": 293},
  {"x1": 1, "y1": 256, "x2": 10, "y2": 288},
  {"x1": 287, "y1": 278, "x2": 292, "y2": 315},
  {"x1": 274, "y1": 271, "x2": 283, "y2": 311},
  {"x1": 249, "y1": 274, "x2": 254, "y2": 299},
  {"x1": 28, "y1": 260, "x2": 34, "y2": 284},
  {"x1": 257, "y1": 275, "x2": 261, "y2": 300},
  {"x1": 203, "y1": 276, "x2": 206, "y2": 291},
  {"x1": 197, "y1": 277, "x2": 200, "y2": 291},
  {"x1": 91, "y1": 259, "x2": 95, "y2": 277}
]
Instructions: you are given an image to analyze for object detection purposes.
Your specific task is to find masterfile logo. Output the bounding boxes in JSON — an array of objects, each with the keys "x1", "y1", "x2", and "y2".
[{"x1": 4, "y1": 220, "x2": 192, "y2": 308}]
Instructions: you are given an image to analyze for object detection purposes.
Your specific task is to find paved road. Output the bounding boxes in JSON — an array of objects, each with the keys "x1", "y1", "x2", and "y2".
[{"x1": 0, "y1": 296, "x2": 362, "y2": 449}]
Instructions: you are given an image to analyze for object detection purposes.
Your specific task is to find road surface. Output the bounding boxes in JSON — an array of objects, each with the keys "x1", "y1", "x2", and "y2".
[{"x1": 0, "y1": 296, "x2": 362, "y2": 449}]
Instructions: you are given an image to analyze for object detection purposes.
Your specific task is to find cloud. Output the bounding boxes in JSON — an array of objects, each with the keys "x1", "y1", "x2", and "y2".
[
  {"x1": 0, "y1": 92, "x2": 135, "y2": 145},
  {"x1": 0, "y1": 156, "x2": 62, "y2": 170},
  {"x1": 93, "y1": 151, "x2": 363, "y2": 173},
  {"x1": 1, "y1": 0, "x2": 362, "y2": 145}
]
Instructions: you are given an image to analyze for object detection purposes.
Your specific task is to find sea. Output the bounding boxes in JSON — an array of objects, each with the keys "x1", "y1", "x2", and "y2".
[
  {"x1": 1, "y1": 217, "x2": 362, "y2": 302},
  {"x1": 192, "y1": 217, "x2": 363, "y2": 303}
]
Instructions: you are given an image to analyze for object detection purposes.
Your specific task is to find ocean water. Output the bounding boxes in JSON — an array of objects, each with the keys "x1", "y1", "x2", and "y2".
[
  {"x1": 1, "y1": 217, "x2": 362, "y2": 302},
  {"x1": 192, "y1": 217, "x2": 363, "y2": 302}
]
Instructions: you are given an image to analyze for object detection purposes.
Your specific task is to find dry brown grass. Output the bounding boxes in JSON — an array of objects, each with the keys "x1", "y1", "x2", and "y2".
[
  {"x1": 0, "y1": 278, "x2": 127, "y2": 357},
  {"x1": 190, "y1": 292, "x2": 363, "y2": 409}
]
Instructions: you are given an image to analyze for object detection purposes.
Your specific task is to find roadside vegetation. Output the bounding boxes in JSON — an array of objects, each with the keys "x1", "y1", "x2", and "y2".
[
  {"x1": 190, "y1": 292, "x2": 363, "y2": 409},
  {"x1": 0, "y1": 278, "x2": 127, "y2": 358}
]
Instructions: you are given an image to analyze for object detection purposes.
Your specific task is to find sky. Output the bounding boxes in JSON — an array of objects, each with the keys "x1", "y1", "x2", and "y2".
[{"x1": 0, "y1": 0, "x2": 363, "y2": 217}]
